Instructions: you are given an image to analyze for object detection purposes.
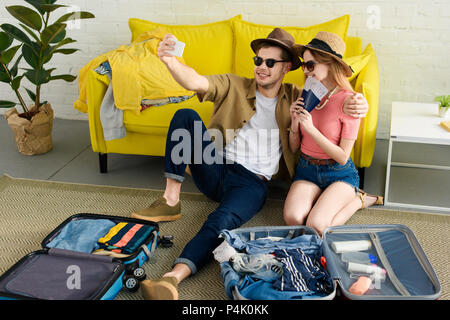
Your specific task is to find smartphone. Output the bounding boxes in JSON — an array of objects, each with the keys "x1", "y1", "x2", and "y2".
[{"x1": 167, "y1": 39, "x2": 185, "y2": 57}]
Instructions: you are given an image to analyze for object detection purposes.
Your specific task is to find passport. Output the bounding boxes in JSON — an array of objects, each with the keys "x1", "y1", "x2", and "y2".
[{"x1": 300, "y1": 77, "x2": 329, "y2": 112}]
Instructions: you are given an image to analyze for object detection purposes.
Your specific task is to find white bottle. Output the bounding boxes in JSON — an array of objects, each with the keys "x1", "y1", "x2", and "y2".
[
  {"x1": 347, "y1": 262, "x2": 386, "y2": 275},
  {"x1": 341, "y1": 252, "x2": 377, "y2": 264},
  {"x1": 331, "y1": 240, "x2": 372, "y2": 253}
]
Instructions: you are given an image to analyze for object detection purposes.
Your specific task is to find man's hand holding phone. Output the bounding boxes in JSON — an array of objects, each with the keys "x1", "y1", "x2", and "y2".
[{"x1": 158, "y1": 33, "x2": 185, "y2": 65}]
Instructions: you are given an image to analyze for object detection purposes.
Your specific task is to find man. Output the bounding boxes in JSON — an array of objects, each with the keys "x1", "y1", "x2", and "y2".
[{"x1": 133, "y1": 28, "x2": 368, "y2": 300}]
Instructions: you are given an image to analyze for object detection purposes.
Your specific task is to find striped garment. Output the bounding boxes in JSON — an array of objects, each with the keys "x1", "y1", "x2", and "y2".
[
  {"x1": 97, "y1": 222, "x2": 154, "y2": 254},
  {"x1": 273, "y1": 248, "x2": 333, "y2": 294}
]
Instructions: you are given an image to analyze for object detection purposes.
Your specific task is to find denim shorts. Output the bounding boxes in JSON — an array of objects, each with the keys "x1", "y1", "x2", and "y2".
[{"x1": 293, "y1": 155, "x2": 359, "y2": 192}]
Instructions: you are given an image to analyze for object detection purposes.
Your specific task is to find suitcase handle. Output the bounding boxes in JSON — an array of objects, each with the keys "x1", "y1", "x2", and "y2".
[{"x1": 140, "y1": 230, "x2": 158, "y2": 261}]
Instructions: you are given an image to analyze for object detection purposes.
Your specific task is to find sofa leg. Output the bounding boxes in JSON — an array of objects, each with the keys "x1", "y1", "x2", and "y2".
[
  {"x1": 358, "y1": 167, "x2": 365, "y2": 190},
  {"x1": 99, "y1": 153, "x2": 108, "y2": 174}
]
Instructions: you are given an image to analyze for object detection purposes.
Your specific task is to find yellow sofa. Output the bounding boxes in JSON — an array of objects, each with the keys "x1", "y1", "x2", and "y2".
[{"x1": 75, "y1": 15, "x2": 379, "y2": 185}]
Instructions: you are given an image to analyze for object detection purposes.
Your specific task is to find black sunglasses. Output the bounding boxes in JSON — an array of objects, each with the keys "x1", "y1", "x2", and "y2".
[
  {"x1": 300, "y1": 60, "x2": 318, "y2": 72},
  {"x1": 253, "y1": 56, "x2": 286, "y2": 68}
]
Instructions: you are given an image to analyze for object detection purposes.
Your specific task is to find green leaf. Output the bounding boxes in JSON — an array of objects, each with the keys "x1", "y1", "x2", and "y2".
[
  {"x1": 0, "y1": 32, "x2": 13, "y2": 52},
  {"x1": 48, "y1": 37, "x2": 76, "y2": 55},
  {"x1": 1, "y1": 23, "x2": 33, "y2": 47},
  {"x1": 0, "y1": 69, "x2": 10, "y2": 83},
  {"x1": 41, "y1": 23, "x2": 66, "y2": 47},
  {"x1": 22, "y1": 43, "x2": 40, "y2": 69},
  {"x1": 5, "y1": 5, "x2": 42, "y2": 31},
  {"x1": 24, "y1": 0, "x2": 45, "y2": 15},
  {"x1": 55, "y1": 37, "x2": 77, "y2": 47},
  {"x1": 50, "y1": 29, "x2": 66, "y2": 44},
  {"x1": 0, "y1": 100, "x2": 17, "y2": 108},
  {"x1": 42, "y1": 45, "x2": 54, "y2": 65},
  {"x1": 24, "y1": 68, "x2": 53, "y2": 85},
  {"x1": 0, "y1": 44, "x2": 21, "y2": 65},
  {"x1": 40, "y1": 4, "x2": 68, "y2": 13},
  {"x1": 49, "y1": 73, "x2": 77, "y2": 82},
  {"x1": 25, "y1": 87, "x2": 36, "y2": 102},
  {"x1": 53, "y1": 48, "x2": 79, "y2": 55},
  {"x1": 19, "y1": 23, "x2": 41, "y2": 43},
  {"x1": 56, "y1": 11, "x2": 95, "y2": 23},
  {"x1": 11, "y1": 75, "x2": 24, "y2": 90},
  {"x1": 9, "y1": 54, "x2": 23, "y2": 77}
]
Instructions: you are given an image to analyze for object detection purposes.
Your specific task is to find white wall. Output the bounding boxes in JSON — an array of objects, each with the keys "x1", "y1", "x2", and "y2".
[{"x1": 0, "y1": 0, "x2": 449, "y2": 138}]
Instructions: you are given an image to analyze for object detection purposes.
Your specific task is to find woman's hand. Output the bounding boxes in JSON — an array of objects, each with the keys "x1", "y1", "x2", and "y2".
[
  {"x1": 298, "y1": 108, "x2": 315, "y2": 134},
  {"x1": 290, "y1": 97, "x2": 304, "y2": 133}
]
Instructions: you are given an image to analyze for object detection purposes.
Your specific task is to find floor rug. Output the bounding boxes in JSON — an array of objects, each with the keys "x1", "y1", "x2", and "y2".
[{"x1": 0, "y1": 174, "x2": 448, "y2": 300}]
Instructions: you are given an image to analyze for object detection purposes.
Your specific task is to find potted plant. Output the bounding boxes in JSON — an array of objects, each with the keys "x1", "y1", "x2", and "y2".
[
  {"x1": 434, "y1": 95, "x2": 449, "y2": 118},
  {"x1": 0, "y1": 1, "x2": 94, "y2": 155}
]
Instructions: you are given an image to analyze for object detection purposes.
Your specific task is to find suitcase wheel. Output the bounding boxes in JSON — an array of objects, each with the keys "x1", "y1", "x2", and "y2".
[
  {"x1": 132, "y1": 267, "x2": 146, "y2": 281},
  {"x1": 123, "y1": 275, "x2": 140, "y2": 293},
  {"x1": 125, "y1": 260, "x2": 140, "y2": 275}
]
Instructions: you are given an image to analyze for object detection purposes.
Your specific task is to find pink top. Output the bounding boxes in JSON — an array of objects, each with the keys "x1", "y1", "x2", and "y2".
[{"x1": 300, "y1": 90, "x2": 361, "y2": 159}]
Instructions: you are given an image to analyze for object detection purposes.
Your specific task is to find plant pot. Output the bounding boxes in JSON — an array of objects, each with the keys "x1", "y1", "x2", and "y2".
[
  {"x1": 438, "y1": 107, "x2": 448, "y2": 118},
  {"x1": 4, "y1": 103, "x2": 54, "y2": 155}
]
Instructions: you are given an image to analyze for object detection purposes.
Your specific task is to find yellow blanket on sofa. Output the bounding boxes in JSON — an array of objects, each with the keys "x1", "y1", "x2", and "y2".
[{"x1": 74, "y1": 30, "x2": 194, "y2": 115}]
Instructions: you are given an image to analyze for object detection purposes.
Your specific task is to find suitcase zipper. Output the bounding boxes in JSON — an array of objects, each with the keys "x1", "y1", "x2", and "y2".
[{"x1": 369, "y1": 232, "x2": 411, "y2": 297}]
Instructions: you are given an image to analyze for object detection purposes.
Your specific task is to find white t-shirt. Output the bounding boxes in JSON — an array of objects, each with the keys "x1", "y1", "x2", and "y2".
[{"x1": 224, "y1": 90, "x2": 282, "y2": 180}]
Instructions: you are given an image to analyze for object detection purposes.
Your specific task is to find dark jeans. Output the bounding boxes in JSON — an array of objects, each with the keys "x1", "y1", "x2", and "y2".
[{"x1": 164, "y1": 109, "x2": 268, "y2": 274}]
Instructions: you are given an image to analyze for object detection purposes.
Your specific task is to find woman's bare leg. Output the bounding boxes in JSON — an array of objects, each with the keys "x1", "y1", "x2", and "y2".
[
  {"x1": 330, "y1": 190, "x2": 382, "y2": 227},
  {"x1": 305, "y1": 182, "x2": 355, "y2": 235},
  {"x1": 283, "y1": 180, "x2": 322, "y2": 226}
]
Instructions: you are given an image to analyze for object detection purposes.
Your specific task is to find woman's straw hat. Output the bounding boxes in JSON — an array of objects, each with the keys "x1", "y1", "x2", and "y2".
[{"x1": 295, "y1": 31, "x2": 353, "y2": 77}]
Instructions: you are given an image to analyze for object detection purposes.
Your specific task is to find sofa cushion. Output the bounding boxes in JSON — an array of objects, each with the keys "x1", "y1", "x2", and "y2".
[
  {"x1": 351, "y1": 44, "x2": 379, "y2": 168},
  {"x1": 128, "y1": 15, "x2": 241, "y2": 76},
  {"x1": 344, "y1": 50, "x2": 373, "y2": 82},
  {"x1": 343, "y1": 36, "x2": 362, "y2": 59},
  {"x1": 232, "y1": 15, "x2": 350, "y2": 87}
]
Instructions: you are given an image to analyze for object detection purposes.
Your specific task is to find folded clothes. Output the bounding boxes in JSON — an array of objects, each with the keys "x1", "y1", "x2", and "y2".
[
  {"x1": 219, "y1": 230, "x2": 323, "y2": 256},
  {"x1": 46, "y1": 219, "x2": 116, "y2": 253},
  {"x1": 230, "y1": 253, "x2": 283, "y2": 282},
  {"x1": 92, "y1": 249, "x2": 131, "y2": 258},
  {"x1": 96, "y1": 222, "x2": 154, "y2": 254},
  {"x1": 94, "y1": 61, "x2": 196, "y2": 111}
]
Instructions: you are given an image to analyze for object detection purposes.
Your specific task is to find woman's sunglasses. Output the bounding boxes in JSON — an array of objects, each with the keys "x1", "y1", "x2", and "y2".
[
  {"x1": 300, "y1": 60, "x2": 318, "y2": 72},
  {"x1": 253, "y1": 56, "x2": 286, "y2": 68}
]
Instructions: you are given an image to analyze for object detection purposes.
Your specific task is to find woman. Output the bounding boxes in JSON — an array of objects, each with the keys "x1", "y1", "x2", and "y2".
[{"x1": 284, "y1": 32, "x2": 382, "y2": 235}]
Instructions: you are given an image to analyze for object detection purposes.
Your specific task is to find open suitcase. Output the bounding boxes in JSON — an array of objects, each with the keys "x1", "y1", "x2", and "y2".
[
  {"x1": 0, "y1": 213, "x2": 167, "y2": 300},
  {"x1": 219, "y1": 224, "x2": 441, "y2": 300}
]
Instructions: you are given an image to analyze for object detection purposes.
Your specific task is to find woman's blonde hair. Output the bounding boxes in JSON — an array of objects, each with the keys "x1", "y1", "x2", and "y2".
[{"x1": 304, "y1": 49, "x2": 354, "y2": 92}]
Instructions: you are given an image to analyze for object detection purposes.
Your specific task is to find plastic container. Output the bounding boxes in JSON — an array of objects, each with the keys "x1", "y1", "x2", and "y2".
[
  {"x1": 331, "y1": 240, "x2": 372, "y2": 253},
  {"x1": 350, "y1": 272, "x2": 386, "y2": 282},
  {"x1": 341, "y1": 252, "x2": 377, "y2": 264},
  {"x1": 347, "y1": 262, "x2": 386, "y2": 275}
]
